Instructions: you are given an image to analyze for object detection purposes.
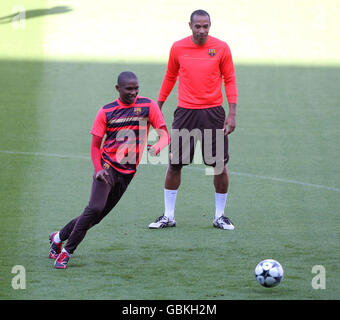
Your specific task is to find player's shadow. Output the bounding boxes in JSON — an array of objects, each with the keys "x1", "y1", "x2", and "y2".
[{"x1": 0, "y1": 6, "x2": 73, "y2": 24}]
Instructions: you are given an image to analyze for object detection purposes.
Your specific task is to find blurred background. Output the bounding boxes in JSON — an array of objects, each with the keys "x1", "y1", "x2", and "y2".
[{"x1": 1, "y1": 0, "x2": 339, "y2": 64}]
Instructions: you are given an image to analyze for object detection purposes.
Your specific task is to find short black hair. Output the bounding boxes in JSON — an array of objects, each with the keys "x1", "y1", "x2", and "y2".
[
  {"x1": 190, "y1": 9, "x2": 210, "y2": 23},
  {"x1": 117, "y1": 71, "x2": 138, "y2": 86}
]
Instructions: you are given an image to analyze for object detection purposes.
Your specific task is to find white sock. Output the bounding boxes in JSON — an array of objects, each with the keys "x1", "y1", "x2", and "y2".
[
  {"x1": 215, "y1": 192, "x2": 228, "y2": 219},
  {"x1": 53, "y1": 232, "x2": 61, "y2": 244},
  {"x1": 164, "y1": 188, "x2": 178, "y2": 220}
]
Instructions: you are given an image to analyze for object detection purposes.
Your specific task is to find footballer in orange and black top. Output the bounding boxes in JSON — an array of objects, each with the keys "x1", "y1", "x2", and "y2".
[
  {"x1": 52, "y1": 72, "x2": 170, "y2": 266},
  {"x1": 91, "y1": 96, "x2": 166, "y2": 175}
]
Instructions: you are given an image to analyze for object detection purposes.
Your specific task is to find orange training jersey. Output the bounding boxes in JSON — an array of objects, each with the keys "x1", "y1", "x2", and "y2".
[{"x1": 158, "y1": 35, "x2": 237, "y2": 109}]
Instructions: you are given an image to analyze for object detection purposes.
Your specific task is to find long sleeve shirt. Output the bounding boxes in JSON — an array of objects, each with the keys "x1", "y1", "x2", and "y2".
[{"x1": 158, "y1": 35, "x2": 237, "y2": 109}]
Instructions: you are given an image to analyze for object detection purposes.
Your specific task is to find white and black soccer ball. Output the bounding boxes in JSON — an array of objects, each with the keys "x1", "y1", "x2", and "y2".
[{"x1": 254, "y1": 259, "x2": 284, "y2": 288}]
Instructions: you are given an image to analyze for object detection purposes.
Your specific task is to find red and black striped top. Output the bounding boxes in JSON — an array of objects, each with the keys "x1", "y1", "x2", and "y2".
[{"x1": 91, "y1": 96, "x2": 167, "y2": 174}]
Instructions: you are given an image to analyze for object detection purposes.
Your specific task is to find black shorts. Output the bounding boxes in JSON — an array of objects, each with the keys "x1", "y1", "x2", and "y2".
[{"x1": 169, "y1": 106, "x2": 229, "y2": 168}]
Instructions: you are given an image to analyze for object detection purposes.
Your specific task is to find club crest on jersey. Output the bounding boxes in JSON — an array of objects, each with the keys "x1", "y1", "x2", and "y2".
[
  {"x1": 134, "y1": 107, "x2": 142, "y2": 115},
  {"x1": 208, "y1": 49, "x2": 216, "y2": 57}
]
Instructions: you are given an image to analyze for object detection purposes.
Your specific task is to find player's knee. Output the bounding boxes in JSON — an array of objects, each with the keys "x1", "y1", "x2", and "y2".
[
  {"x1": 84, "y1": 204, "x2": 105, "y2": 217},
  {"x1": 169, "y1": 164, "x2": 183, "y2": 173}
]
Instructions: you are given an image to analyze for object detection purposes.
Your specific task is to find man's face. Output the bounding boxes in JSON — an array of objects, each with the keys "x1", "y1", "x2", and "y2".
[
  {"x1": 189, "y1": 14, "x2": 211, "y2": 45},
  {"x1": 116, "y1": 78, "x2": 139, "y2": 105}
]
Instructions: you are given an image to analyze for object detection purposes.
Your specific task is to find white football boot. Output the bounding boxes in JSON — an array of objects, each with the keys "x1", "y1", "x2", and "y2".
[
  {"x1": 148, "y1": 215, "x2": 176, "y2": 229},
  {"x1": 213, "y1": 215, "x2": 235, "y2": 230}
]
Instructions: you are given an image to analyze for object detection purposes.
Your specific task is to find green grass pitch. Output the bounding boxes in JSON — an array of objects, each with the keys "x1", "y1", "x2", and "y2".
[{"x1": 0, "y1": 0, "x2": 339, "y2": 300}]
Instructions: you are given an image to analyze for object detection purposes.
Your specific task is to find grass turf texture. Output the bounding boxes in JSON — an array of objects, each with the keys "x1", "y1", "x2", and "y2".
[
  {"x1": 0, "y1": 60, "x2": 339, "y2": 300},
  {"x1": 1, "y1": 0, "x2": 340, "y2": 301}
]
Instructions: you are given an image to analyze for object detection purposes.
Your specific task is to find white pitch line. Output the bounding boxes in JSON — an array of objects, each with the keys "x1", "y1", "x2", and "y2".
[
  {"x1": 1, "y1": 149, "x2": 339, "y2": 193},
  {"x1": 0, "y1": 150, "x2": 90, "y2": 160},
  {"x1": 227, "y1": 171, "x2": 340, "y2": 193}
]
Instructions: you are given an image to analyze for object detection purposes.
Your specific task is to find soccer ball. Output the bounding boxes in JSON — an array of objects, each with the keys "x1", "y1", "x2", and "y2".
[{"x1": 254, "y1": 259, "x2": 284, "y2": 288}]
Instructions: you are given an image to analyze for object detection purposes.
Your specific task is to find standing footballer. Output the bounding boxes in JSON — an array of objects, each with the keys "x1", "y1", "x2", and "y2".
[
  {"x1": 149, "y1": 10, "x2": 238, "y2": 230},
  {"x1": 49, "y1": 71, "x2": 169, "y2": 269}
]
